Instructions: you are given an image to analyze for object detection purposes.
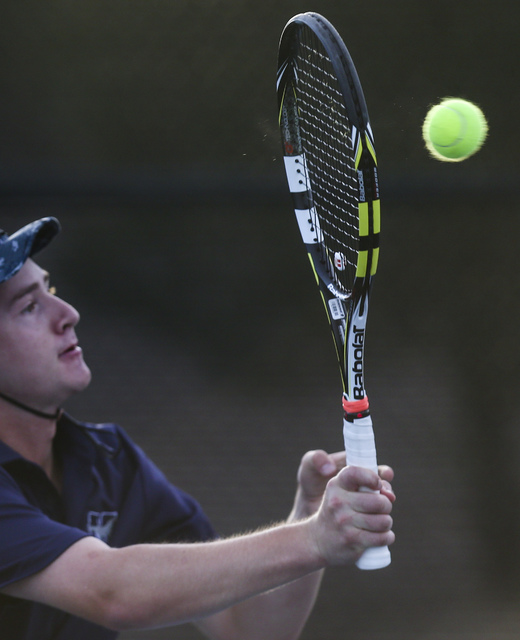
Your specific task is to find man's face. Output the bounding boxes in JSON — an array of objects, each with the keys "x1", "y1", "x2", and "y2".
[{"x1": 0, "y1": 259, "x2": 91, "y2": 413}]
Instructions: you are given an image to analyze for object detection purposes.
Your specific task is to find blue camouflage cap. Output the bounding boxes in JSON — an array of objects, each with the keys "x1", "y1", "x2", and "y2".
[{"x1": 0, "y1": 217, "x2": 61, "y2": 284}]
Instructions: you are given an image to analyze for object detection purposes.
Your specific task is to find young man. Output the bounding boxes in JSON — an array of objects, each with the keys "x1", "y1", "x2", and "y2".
[{"x1": 0, "y1": 217, "x2": 395, "y2": 640}]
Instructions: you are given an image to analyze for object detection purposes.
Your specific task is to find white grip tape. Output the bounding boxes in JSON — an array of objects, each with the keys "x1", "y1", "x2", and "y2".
[
  {"x1": 343, "y1": 414, "x2": 391, "y2": 570},
  {"x1": 343, "y1": 415, "x2": 378, "y2": 473}
]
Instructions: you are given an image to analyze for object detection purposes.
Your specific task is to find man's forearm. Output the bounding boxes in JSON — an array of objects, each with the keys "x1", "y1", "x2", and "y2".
[
  {"x1": 110, "y1": 521, "x2": 325, "y2": 629},
  {"x1": 197, "y1": 565, "x2": 325, "y2": 640},
  {"x1": 195, "y1": 487, "x2": 328, "y2": 640}
]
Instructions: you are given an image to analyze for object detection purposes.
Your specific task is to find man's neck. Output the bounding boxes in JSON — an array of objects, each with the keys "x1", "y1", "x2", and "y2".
[{"x1": 0, "y1": 407, "x2": 58, "y2": 483}]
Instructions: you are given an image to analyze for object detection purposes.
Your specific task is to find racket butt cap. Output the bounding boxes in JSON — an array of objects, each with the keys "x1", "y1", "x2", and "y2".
[{"x1": 356, "y1": 545, "x2": 391, "y2": 570}]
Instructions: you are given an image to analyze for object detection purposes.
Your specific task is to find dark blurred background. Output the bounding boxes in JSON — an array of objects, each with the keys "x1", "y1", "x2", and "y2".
[{"x1": 2, "y1": 1, "x2": 520, "y2": 638}]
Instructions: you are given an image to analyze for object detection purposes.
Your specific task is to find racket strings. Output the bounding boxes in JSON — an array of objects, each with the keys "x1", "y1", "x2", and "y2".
[{"x1": 295, "y1": 38, "x2": 359, "y2": 293}]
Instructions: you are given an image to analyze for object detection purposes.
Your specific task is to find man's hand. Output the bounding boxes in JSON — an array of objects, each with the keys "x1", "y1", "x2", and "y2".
[
  {"x1": 292, "y1": 449, "x2": 395, "y2": 519},
  {"x1": 291, "y1": 450, "x2": 346, "y2": 519},
  {"x1": 309, "y1": 465, "x2": 395, "y2": 566}
]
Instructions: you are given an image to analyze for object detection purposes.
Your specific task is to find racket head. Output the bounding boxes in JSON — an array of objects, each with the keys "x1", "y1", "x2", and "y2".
[{"x1": 277, "y1": 12, "x2": 380, "y2": 399}]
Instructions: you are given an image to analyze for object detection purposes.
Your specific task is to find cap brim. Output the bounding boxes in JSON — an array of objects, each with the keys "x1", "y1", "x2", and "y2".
[{"x1": 0, "y1": 217, "x2": 61, "y2": 284}]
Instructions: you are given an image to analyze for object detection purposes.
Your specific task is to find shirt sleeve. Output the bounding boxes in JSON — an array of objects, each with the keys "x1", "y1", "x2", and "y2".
[{"x1": 0, "y1": 468, "x2": 89, "y2": 588}]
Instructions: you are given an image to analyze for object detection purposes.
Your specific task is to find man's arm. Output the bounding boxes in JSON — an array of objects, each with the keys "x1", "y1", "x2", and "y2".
[
  {"x1": 1, "y1": 464, "x2": 394, "y2": 636},
  {"x1": 197, "y1": 452, "x2": 395, "y2": 640}
]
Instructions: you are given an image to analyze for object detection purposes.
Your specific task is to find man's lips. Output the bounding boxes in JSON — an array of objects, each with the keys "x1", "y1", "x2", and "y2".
[{"x1": 59, "y1": 343, "x2": 81, "y2": 357}]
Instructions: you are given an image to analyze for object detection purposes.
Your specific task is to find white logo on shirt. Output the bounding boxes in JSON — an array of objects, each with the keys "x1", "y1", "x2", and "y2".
[{"x1": 87, "y1": 511, "x2": 118, "y2": 542}]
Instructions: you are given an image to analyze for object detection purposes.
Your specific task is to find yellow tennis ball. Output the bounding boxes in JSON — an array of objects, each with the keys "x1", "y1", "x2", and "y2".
[{"x1": 422, "y1": 98, "x2": 488, "y2": 162}]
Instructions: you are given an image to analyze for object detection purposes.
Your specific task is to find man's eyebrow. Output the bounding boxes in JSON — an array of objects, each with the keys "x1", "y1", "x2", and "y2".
[{"x1": 9, "y1": 271, "x2": 50, "y2": 306}]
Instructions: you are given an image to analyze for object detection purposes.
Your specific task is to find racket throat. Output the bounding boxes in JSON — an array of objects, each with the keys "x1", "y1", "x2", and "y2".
[{"x1": 343, "y1": 295, "x2": 369, "y2": 401}]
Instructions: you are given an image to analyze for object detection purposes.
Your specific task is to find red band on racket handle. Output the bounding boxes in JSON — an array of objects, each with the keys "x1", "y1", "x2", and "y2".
[{"x1": 342, "y1": 395, "x2": 369, "y2": 415}]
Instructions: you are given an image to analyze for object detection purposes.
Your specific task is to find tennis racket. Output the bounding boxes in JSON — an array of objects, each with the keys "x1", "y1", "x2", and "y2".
[{"x1": 277, "y1": 12, "x2": 390, "y2": 570}]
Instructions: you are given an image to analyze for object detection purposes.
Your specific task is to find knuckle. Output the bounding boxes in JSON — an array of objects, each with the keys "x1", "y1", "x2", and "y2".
[{"x1": 328, "y1": 494, "x2": 343, "y2": 511}]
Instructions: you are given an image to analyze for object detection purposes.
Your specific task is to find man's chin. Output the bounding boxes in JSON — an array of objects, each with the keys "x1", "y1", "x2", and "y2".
[{"x1": 66, "y1": 367, "x2": 92, "y2": 397}]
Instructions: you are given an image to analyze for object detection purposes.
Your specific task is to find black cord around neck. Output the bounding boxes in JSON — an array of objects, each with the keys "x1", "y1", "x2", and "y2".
[{"x1": 0, "y1": 390, "x2": 61, "y2": 420}]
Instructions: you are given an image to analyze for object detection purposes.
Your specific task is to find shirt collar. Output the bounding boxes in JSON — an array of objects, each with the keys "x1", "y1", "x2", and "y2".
[
  {"x1": 0, "y1": 438, "x2": 21, "y2": 466},
  {"x1": 0, "y1": 412, "x2": 115, "y2": 469}
]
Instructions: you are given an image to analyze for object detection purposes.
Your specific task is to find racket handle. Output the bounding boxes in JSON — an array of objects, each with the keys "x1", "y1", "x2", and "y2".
[{"x1": 343, "y1": 401, "x2": 391, "y2": 570}]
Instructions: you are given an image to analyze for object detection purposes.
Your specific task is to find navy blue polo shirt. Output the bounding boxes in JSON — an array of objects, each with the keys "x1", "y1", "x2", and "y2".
[{"x1": 0, "y1": 413, "x2": 216, "y2": 639}]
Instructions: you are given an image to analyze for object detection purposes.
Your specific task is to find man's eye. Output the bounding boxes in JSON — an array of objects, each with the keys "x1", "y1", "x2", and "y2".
[{"x1": 22, "y1": 301, "x2": 37, "y2": 314}]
